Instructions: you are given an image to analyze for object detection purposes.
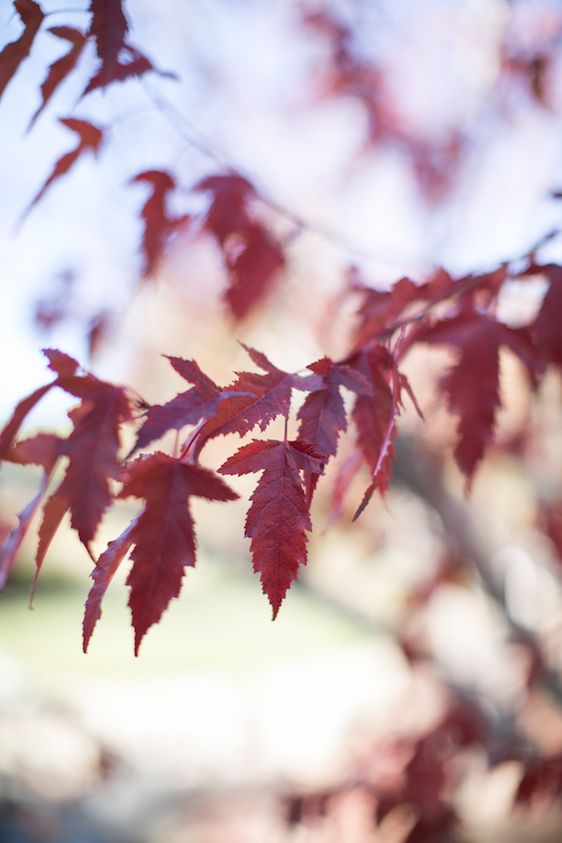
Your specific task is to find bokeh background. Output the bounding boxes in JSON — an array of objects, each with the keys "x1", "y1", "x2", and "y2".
[{"x1": 3, "y1": 1, "x2": 562, "y2": 841}]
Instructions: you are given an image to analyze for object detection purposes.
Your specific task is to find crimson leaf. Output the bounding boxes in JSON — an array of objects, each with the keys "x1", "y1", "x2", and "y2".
[
  {"x1": 194, "y1": 345, "x2": 321, "y2": 456},
  {"x1": 0, "y1": 0, "x2": 44, "y2": 100},
  {"x1": 33, "y1": 373, "x2": 133, "y2": 590},
  {"x1": 84, "y1": 453, "x2": 238, "y2": 655},
  {"x1": 130, "y1": 170, "x2": 188, "y2": 279},
  {"x1": 220, "y1": 439, "x2": 324, "y2": 617},
  {"x1": 195, "y1": 173, "x2": 285, "y2": 320},
  {"x1": 26, "y1": 118, "x2": 104, "y2": 214},
  {"x1": 416, "y1": 310, "x2": 542, "y2": 482},
  {"x1": 131, "y1": 356, "x2": 229, "y2": 455},
  {"x1": 87, "y1": 0, "x2": 128, "y2": 88},
  {"x1": 297, "y1": 356, "x2": 370, "y2": 503},
  {"x1": 29, "y1": 26, "x2": 86, "y2": 128}
]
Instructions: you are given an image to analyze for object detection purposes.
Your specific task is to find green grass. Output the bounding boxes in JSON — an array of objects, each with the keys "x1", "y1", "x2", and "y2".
[{"x1": 0, "y1": 550, "x2": 371, "y2": 689}]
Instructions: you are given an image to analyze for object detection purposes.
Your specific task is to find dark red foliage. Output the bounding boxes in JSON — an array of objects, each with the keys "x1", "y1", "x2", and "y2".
[
  {"x1": 347, "y1": 346, "x2": 408, "y2": 517},
  {"x1": 84, "y1": 453, "x2": 238, "y2": 655},
  {"x1": 131, "y1": 356, "x2": 229, "y2": 455},
  {"x1": 0, "y1": 0, "x2": 44, "y2": 100},
  {"x1": 82, "y1": 46, "x2": 170, "y2": 98},
  {"x1": 29, "y1": 26, "x2": 86, "y2": 127},
  {"x1": 297, "y1": 356, "x2": 370, "y2": 503},
  {"x1": 87, "y1": 0, "x2": 129, "y2": 89},
  {"x1": 26, "y1": 118, "x2": 104, "y2": 213},
  {"x1": 195, "y1": 173, "x2": 285, "y2": 320},
  {"x1": 194, "y1": 345, "x2": 321, "y2": 456},
  {"x1": 130, "y1": 170, "x2": 188, "y2": 279},
  {"x1": 220, "y1": 439, "x2": 324, "y2": 616},
  {"x1": 2, "y1": 0, "x2": 562, "y2": 673},
  {"x1": 33, "y1": 373, "x2": 133, "y2": 600},
  {"x1": 415, "y1": 308, "x2": 542, "y2": 482},
  {"x1": 0, "y1": 433, "x2": 62, "y2": 591}
]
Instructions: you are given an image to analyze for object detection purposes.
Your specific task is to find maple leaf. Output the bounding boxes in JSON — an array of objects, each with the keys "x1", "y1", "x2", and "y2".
[
  {"x1": 83, "y1": 453, "x2": 238, "y2": 654},
  {"x1": 222, "y1": 222, "x2": 285, "y2": 320},
  {"x1": 33, "y1": 373, "x2": 133, "y2": 592},
  {"x1": 87, "y1": 0, "x2": 128, "y2": 87},
  {"x1": 0, "y1": 434, "x2": 62, "y2": 591},
  {"x1": 195, "y1": 173, "x2": 285, "y2": 320},
  {"x1": 346, "y1": 347, "x2": 418, "y2": 518},
  {"x1": 130, "y1": 170, "x2": 188, "y2": 279},
  {"x1": 82, "y1": 518, "x2": 136, "y2": 653},
  {"x1": 194, "y1": 345, "x2": 321, "y2": 456},
  {"x1": 296, "y1": 356, "x2": 370, "y2": 503},
  {"x1": 220, "y1": 439, "x2": 324, "y2": 617},
  {"x1": 416, "y1": 310, "x2": 542, "y2": 481},
  {"x1": 131, "y1": 356, "x2": 230, "y2": 455},
  {"x1": 29, "y1": 26, "x2": 87, "y2": 128},
  {"x1": 352, "y1": 268, "x2": 453, "y2": 346},
  {"x1": 0, "y1": 0, "x2": 44, "y2": 100},
  {"x1": 0, "y1": 348, "x2": 78, "y2": 459},
  {"x1": 26, "y1": 118, "x2": 104, "y2": 214},
  {"x1": 82, "y1": 46, "x2": 173, "y2": 97}
]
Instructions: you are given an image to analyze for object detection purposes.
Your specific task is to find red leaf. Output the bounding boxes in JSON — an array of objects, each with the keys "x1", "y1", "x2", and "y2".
[
  {"x1": 29, "y1": 26, "x2": 86, "y2": 128},
  {"x1": 89, "y1": 453, "x2": 238, "y2": 655},
  {"x1": 348, "y1": 347, "x2": 402, "y2": 514},
  {"x1": 87, "y1": 0, "x2": 128, "y2": 86},
  {"x1": 220, "y1": 439, "x2": 324, "y2": 617},
  {"x1": 297, "y1": 357, "x2": 370, "y2": 503},
  {"x1": 353, "y1": 269, "x2": 453, "y2": 345},
  {"x1": 0, "y1": 0, "x2": 44, "y2": 100},
  {"x1": 130, "y1": 170, "x2": 188, "y2": 279},
  {"x1": 131, "y1": 356, "x2": 227, "y2": 455},
  {"x1": 82, "y1": 518, "x2": 135, "y2": 652},
  {"x1": 34, "y1": 374, "x2": 133, "y2": 579},
  {"x1": 194, "y1": 345, "x2": 321, "y2": 456},
  {"x1": 0, "y1": 434, "x2": 63, "y2": 591},
  {"x1": 43, "y1": 347, "x2": 80, "y2": 378},
  {"x1": 82, "y1": 46, "x2": 171, "y2": 97},
  {"x1": 195, "y1": 173, "x2": 285, "y2": 320},
  {"x1": 417, "y1": 310, "x2": 542, "y2": 481},
  {"x1": 31, "y1": 482, "x2": 70, "y2": 601},
  {"x1": 8, "y1": 432, "x2": 62, "y2": 472},
  {"x1": 223, "y1": 222, "x2": 285, "y2": 320},
  {"x1": 26, "y1": 118, "x2": 104, "y2": 213},
  {"x1": 0, "y1": 348, "x2": 78, "y2": 458}
]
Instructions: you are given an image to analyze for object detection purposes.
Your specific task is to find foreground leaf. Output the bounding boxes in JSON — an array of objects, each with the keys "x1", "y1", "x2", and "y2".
[
  {"x1": 131, "y1": 356, "x2": 227, "y2": 455},
  {"x1": 85, "y1": 453, "x2": 238, "y2": 654},
  {"x1": 220, "y1": 439, "x2": 324, "y2": 617},
  {"x1": 195, "y1": 345, "x2": 320, "y2": 455}
]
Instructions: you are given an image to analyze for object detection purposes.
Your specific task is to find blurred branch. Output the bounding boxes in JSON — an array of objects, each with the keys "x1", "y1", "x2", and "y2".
[{"x1": 393, "y1": 436, "x2": 562, "y2": 708}]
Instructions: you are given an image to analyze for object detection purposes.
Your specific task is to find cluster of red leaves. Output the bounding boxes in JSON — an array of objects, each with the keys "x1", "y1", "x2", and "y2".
[
  {"x1": 1, "y1": 244, "x2": 560, "y2": 654},
  {"x1": 2, "y1": 1, "x2": 562, "y2": 660},
  {"x1": 1, "y1": 2, "x2": 286, "y2": 320},
  {"x1": 0, "y1": 0, "x2": 166, "y2": 108}
]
